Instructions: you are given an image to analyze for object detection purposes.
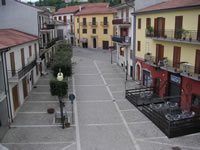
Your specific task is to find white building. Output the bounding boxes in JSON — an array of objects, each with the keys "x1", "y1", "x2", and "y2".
[
  {"x1": 0, "y1": 29, "x2": 40, "y2": 118},
  {"x1": 54, "y1": 5, "x2": 81, "y2": 45}
]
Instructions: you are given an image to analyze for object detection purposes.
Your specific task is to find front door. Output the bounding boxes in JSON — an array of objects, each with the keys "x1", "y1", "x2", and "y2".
[
  {"x1": 195, "y1": 49, "x2": 200, "y2": 74},
  {"x1": 143, "y1": 70, "x2": 151, "y2": 87},
  {"x1": 93, "y1": 38, "x2": 96, "y2": 48},
  {"x1": 71, "y1": 37, "x2": 74, "y2": 45},
  {"x1": 103, "y1": 41, "x2": 109, "y2": 49},
  {"x1": 154, "y1": 78, "x2": 160, "y2": 95},
  {"x1": 22, "y1": 77, "x2": 28, "y2": 99},
  {"x1": 137, "y1": 65, "x2": 140, "y2": 80},
  {"x1": 12, "y1": 85, "x2": 19, "y2": 111}
]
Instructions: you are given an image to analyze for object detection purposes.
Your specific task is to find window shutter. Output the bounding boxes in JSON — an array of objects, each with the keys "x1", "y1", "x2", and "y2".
[{"x1": 154, "y1": 18, "x2": 158, "y2": 36}]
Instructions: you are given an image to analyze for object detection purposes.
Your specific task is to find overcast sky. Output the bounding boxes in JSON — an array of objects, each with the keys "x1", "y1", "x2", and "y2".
[{"x1": 22, "y1": 0, "x2": 39, "y2": 2}]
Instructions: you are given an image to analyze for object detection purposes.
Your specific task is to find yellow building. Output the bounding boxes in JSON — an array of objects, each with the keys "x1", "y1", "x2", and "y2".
[
  {"x1": 135, "y1": 0, "x2": 200, "y2": 110},
  {"x1": 75, "y1": 3, "x2": 116, "y2": 49}
]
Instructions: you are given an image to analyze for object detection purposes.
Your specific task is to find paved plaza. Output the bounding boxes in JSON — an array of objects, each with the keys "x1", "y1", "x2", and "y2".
[{"x1": 1, "y1": 47, "x2": 200, "y2": 150}]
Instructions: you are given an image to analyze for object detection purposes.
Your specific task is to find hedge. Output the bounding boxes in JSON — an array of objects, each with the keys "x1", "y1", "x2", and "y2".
[{"x1": 50, "y1": 80, "x2": 68, "y2": 97}]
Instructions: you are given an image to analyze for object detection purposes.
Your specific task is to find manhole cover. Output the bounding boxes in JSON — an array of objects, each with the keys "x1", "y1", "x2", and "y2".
[{"x1": 172, "y1": 147, "x2": 182, "y2": 150}]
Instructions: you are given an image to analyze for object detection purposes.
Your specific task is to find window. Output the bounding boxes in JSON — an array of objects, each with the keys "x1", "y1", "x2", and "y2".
[
  {"x1": 2, "y1": 0, "x2": 6, "y2": 5},
  {"x1": 21, "y1": 48, "x2": 25, "y2": 67},
  {"x1": 77, "y1": 29, "x2": 79, "y2": 34},
  {"x1": 120, "y1": 47, "x2": 124, "y2": 56},
  {"x1": 92, "y1": 17, "x2": 96, "y2": 25},
  {"x1": 70, "y1": 15, "x2": 73, "y2": 23},
  {"x1": 93, "y1": 29, "x2": 96, "y2": 34},
  {"x1": 83, "y1": 18, "x2": 86, "y2": 25},
  {"x1": 54, "y1": 16, "x2": 57, "y2": 20},
  {"x1": 64, "y1": 16, "x2": 67, "y2": 23},
  {"x1": 34, "y1": 43, "x2": 37, "y2": 59},
  {"x1": 121, "y1": 8, "x2": 124, "y2": 18},
  {"x1": 154, "y1": 17, "x2": 165, "y2": 37},
  {"x1": 137, "y1": 41, "x2": 141, "y2": 51},
  {"x1": 173, "y1": 46, "x2": 181, "y2": 68},
  {"x1": 29, "y1": 46, "x2": 32, "y2": 57},
  {"x1": 146, "y1": 18, "x2": 151, "y2": 28},
  {"x1": 104, "y1": 29, "x2": 108, "y2": 34},
  {"x1": 59, "y1": 16, "x2": 62, "y2": 21},
  {"x1": 130, "y1": 50, "x2": 133, "y2": 59},
  {"x1": 138, "y1": 18, "x2": 141, "y2": 29},
  {"x1": 77, "y1": 18, "x2": 79, "y2": 23},
  {"x1": 156, "y1": 44, "x2": 164, "y2": 65},
  {"x1": 104, "y1": 17, "x2": 108, "y2": 25},
  {"x1": 82, "y1": 29, "x2": 87, "y2": 34}
]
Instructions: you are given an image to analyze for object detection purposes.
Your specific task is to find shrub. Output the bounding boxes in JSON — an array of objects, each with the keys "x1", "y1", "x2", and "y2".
[{"x1": 50, "y1": 80, "x2": 68, "y2": 97}]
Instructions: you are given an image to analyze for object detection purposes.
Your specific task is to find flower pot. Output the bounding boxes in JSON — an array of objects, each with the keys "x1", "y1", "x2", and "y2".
[
  {"x1": 65, "y1": 122, "x2": 70, "y2": 128},
  {"x1": 47, "y1": 108, "x2": 55, "y2": 114}
]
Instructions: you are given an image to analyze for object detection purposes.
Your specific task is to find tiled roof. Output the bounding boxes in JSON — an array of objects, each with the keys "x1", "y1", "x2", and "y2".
[
  {"x1": 55, "y1": 5, "x2": 81, "y2": 15},
  {"x1": 0, "y1": 29, "x2": 38, "y2": 50},
  {"x1": 75, "y1": 3, "x2": 117, "y2": 16},
  {"x1": 136, "y1": 0, "x2": 200, "y2": 13}
]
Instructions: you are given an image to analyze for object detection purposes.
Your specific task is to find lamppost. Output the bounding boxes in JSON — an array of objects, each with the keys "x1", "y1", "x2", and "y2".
[
  {"x1": 69, "y1": 94, "x2": 75, "y2": 124},
  {"x1": 57, "y1": 69, "x2": 65, "y2": 129},
  {"x1": 121, "y1": 47, "x2": 128, "y2": 81}
]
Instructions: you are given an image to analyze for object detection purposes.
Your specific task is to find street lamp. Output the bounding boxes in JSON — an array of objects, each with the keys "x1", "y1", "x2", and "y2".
[
  {"x1": 57, "y1": 69, "x2": 65, "y2": 129},
  {"x1": 121, "y1": 47, "x2": 128, "y2": 81},
  {"x1": 69, "y1": 94, "x2": 75, "y2": 124}
]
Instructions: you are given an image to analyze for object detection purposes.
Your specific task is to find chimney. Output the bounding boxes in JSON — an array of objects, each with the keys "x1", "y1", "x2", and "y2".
[
  {"x1": 121, "y1": 0, "x2": 125, "y2": 4},
  {"x1": 2, "y1": 0, "x2": 6, "y2": 5},
  {"x1": 79, "y1": 6, "x2": 82, "y2": 12}
]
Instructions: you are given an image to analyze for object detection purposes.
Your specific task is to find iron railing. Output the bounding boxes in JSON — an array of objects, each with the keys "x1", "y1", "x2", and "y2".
[
  {"x1": 80, "y1": 22, "x2": 87, "y2": 26},
  {"x1": 89, "y1": 22, "x2": 98, "y2": 26},
  {"x1": 112, "y1": 17, "x2": 131, "y2": 25},
  {"x1": 112, "y1": 36, "x2": 131, "y2": 44},
  {"x1": 100, "y1": 21, "x2": 109, "y2": 26},
  {"x1": 146, "y1": 29, "x2": 200, "y2": 43}
]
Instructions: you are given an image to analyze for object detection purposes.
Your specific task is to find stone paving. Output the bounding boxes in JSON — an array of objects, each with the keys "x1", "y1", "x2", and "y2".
[
  {"x1": 1, "y1": 71, "x2": 76, "y2": 150},
  {"x1": 72, "y1": 47, "x2": 200, "y2": 150}
]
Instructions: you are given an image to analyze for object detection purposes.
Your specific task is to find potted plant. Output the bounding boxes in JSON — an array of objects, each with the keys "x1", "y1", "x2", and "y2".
[
  {"x1": 182, "y1": 29, "x2": 189, "y2": 40},
  {"x1": 146, "y1": 26, "x2": 154, "y2": 37}
]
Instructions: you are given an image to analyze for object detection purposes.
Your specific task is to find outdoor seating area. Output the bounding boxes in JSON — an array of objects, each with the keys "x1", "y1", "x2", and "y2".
[{"x1": 126, "y1": 87, "x2": 161, "y2": 106}]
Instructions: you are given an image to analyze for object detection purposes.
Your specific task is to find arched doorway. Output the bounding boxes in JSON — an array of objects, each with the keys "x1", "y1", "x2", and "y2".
[
  {"x1": 135, "y1": 62, "x2": 142, "y2": 81},
  {"x1": 137, "y1": 65, "x2": 141, "y2": 80}
]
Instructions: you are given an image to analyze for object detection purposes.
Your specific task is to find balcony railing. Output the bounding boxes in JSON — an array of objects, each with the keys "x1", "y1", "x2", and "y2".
[
  {"x1": 80, "y1": 22, "x2": 87, "y2": 26},
  {"x1": 180, "y1": 63, "x2": 200, "y2": 81},
  {"x1": 100, "y1": 21, "x2": 109, "y2": 26},
  {"x1": 8, "y1": 59, "x2": 37, "y2": 81},
  {"x1": 112, "y1": 17, "x2": 131, "y2": 25},
  {"x1": 112, "y1": 36, "x2": 131, "y2": 45},
  {"x1": 146, "y1": 29, "x2": 200, "y2": 44},
  {"x1": 40, "y1": 23, "x2": 55, "y2": 30},
  {"x1": 89, "y1": 22, "x2": 98, "y2": 27}
]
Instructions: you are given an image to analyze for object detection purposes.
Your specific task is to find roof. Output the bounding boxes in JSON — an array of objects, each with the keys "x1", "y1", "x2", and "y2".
[
  {"x1": 75, "y1": 3, "x2": 117, "y2": 16},
  {"x1": 136, "y1": 0, "x2": 200, "y2": 14},
  {"x1": 55, "y1": 5, "x2": 81, "y2": 15},
  {"x1": 0, "y1": 29, "x2": 38, "y2": 50}
]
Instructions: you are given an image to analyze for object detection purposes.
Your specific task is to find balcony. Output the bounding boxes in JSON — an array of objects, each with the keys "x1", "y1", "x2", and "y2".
[
  {"x1": 80, "y1": 22, "x2": 87, "y2": 26},
  {"x1": 8, "y1": 59, "x2": 37, "y2": 82},
  {"x1": 112, "y1": 17, "x2": 131, "y2": 26},
  {"x1": 146, "y1": 28, "x2": 200, "y2": 45},
  {"x1": 100, "y1": 22, "x2": 109, "y2": 26},
  {"x1": 112, "y1": 36, "x2": 131, "y2": 46},
  {"x1": 180, "y1": 63, "x2": 200, "y2": 81},
  {"x1": 89, "y1": 22, "x2": 98, "y2": 27}
]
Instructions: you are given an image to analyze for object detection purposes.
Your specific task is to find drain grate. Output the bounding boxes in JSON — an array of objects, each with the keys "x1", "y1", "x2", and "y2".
[{"x1": 172, "y1": 147, "x2": 182, "y2": 150}]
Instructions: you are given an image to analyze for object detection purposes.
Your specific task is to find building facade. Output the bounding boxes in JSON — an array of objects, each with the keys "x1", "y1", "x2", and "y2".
[
  {"x1": 75, "y1": 3, "x2": 116, "y2": 49},
  {"x1": 135, "y1": 0, "x2": 200, "y2": 112},
  {"x1": 0, "y1": 29, "x2": 40, "y2": 118}
]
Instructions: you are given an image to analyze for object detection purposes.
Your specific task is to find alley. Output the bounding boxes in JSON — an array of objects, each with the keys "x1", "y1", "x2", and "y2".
[{"x1": 72, "y1": 47, "x2": 200, "y2": 150}]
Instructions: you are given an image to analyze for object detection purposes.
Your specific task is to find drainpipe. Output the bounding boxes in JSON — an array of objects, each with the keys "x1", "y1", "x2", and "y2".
[
  {"x1": 132, "y1": 5, "x2": 136, "y2": 80},
  {"x1": 2, "y1": 50, "x2": 13, "y2": 123}
]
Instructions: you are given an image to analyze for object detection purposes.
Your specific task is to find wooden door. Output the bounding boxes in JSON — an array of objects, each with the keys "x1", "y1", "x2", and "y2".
[
  {"x1": 34, "y1": 44, "x2": 37, "y2": 59},
  {"x1": 83, "y1": 18, "x2": 86, "y2": 25},
  {"x1": 12, "y1": 85, "x2": 19, "y2": 111},
  {"x1": 146, "y1": 18, "x2": 151, "y2": 28},
  {"x1": 174, "y1": 16, "x2": 183, "y2": 39},
  {"x1": 21, "y1": 48, "x2": 25, "y2": 68},
  {"x1": 197, "y1": 15, "x2": 200, "y2": 41},
  {"x1": 103, "y1": 41, "x2": 109, "y2": 49},
  {"x1": 195, "y1": 50, "x2": 200, "y2": 74},
  {"x1": 173, "y1": 46, "x2": 181, "y2": 68},
  {"x1": 137, "y1": 65, "x2": 140, "y2": 80},
  {"x1": 10, "y1": 52, "x2": 16, "y2": 76},
  {"x1": 22, "y1": 77, "x2": 28, "y2": 99},
  {"x1": 70, "y1": 15, "x2": 73, "y2": 23},
  {"x1": 155, "y1": 18, "x2": 165, "y2": 37},
  {"x1": 156, "y1": 44, "x2": 164, "y2": 64}
]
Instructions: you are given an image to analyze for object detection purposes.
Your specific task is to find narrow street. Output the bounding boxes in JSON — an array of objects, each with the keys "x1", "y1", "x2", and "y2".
[{"x1": 1, "y1": 47, "x2": 200, "y2": 150}]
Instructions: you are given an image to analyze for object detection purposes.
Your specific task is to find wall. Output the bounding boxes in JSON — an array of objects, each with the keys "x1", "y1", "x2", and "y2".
[
  {"x1": 136, "y1": 8, "x2": 200, "y2": 66},
  {"x1": 75, "y1": 13, "x2": 115, "y2": 49},
  {"x1": 0, "y1": 0, "x2": 40, "y2": 36}
]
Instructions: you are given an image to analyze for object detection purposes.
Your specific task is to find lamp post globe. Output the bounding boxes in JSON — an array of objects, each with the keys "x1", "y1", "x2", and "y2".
[{"x1": 57, "y1": 72, "x2": 63, "y2": 81}]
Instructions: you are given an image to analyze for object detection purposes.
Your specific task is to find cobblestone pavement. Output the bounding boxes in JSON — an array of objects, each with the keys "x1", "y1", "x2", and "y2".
[
  {"x1": 72, "y1": 47, "x2": 200, "y2": 150},
  {"x1": 1, "y1": 71, "x2": 76, "y2": 150}
]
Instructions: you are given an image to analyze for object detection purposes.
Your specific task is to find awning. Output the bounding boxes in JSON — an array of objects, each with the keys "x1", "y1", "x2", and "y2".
[{"x1": 80, "y1": 38, "x2": 88, "y2": 43}]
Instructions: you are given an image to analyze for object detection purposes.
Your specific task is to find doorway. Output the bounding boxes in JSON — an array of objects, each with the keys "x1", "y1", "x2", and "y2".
[
  {"x1": 143, "y1": 70, "x2": 151, "y2": 87},
  {"x1": 130, "y1": 66, "x2": 133, "y2": 77},
  {"x1": 22, "y1": 77, "x2": 28, "y2": 99},
  {"x1": 71, "y1": 37, "x2": 74, "y2": 45},
  {"x1": 137, "y1": 65, "x2": 141, "y2": 80},
  {"x1": 103, "y1": 41, "x2": 109, "y2": 49},
  {"x1": 12, "y1": 85, "x2": 19, "y2": 111},
  {"x1": 93, "y1": 38, "x2": 97, "y2": 48}
]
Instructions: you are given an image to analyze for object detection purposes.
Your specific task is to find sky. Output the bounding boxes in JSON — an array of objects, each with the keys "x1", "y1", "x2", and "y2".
[{"x1": 22, "y1": 0, "x2": 39, "y2": 2}]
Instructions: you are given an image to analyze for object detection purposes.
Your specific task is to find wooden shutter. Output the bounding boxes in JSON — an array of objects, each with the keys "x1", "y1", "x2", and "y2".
[
  {"x1": 175, "y1": 16, "x2": 183, "y2": 39},
  {"x1": 121, "y1": 8, "x2": 124, "y2": 18},
  {"x1": 21, "y1": 48, "x2": 25, "y2": 68},
  {"x1": 146, "y1": 18, "x2": 151, "y2": 28},
  {"x1": 10, "y1": 52, "x2": 16, "y2": 76},
  {"x1": 137, "y1": 41, "x2": 141, "y2": 51},
  {"x1": 197, "y1": 15, "x2": 200, "y2": 41},
  {"x1": 173, "y1": 46, "x2": 181, "y2": 68},
  {"x1": 156, "y1": 44, "x2": 164, "y2": 64},
  {"x1": 12, "y1": 85, "x2": 19, "y2": 111},
  {"x1": 195, "y1": 50, "x2": 200, "y2": 74},
  {"x1": 29, "y1": 46, "x2": 32, "y2": 57},
  {"x1": 138, "y1": 18, "x2": 141, "y2": 29},
  {"x1": 34, "y1": 43, "x2": 37, "y2": 59},
  {"x1": 22, "y1": 77, "x2": 28, "y2": 99},
  {"x1": 64, "y1": 16, "x2": 67, "y2": 23},
  {"x1": 161, "y1": 18, "x2": 165, "y2": 37},
  {"x1": 154, "y1": 18, "x2": 158, "y2": 36}
]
